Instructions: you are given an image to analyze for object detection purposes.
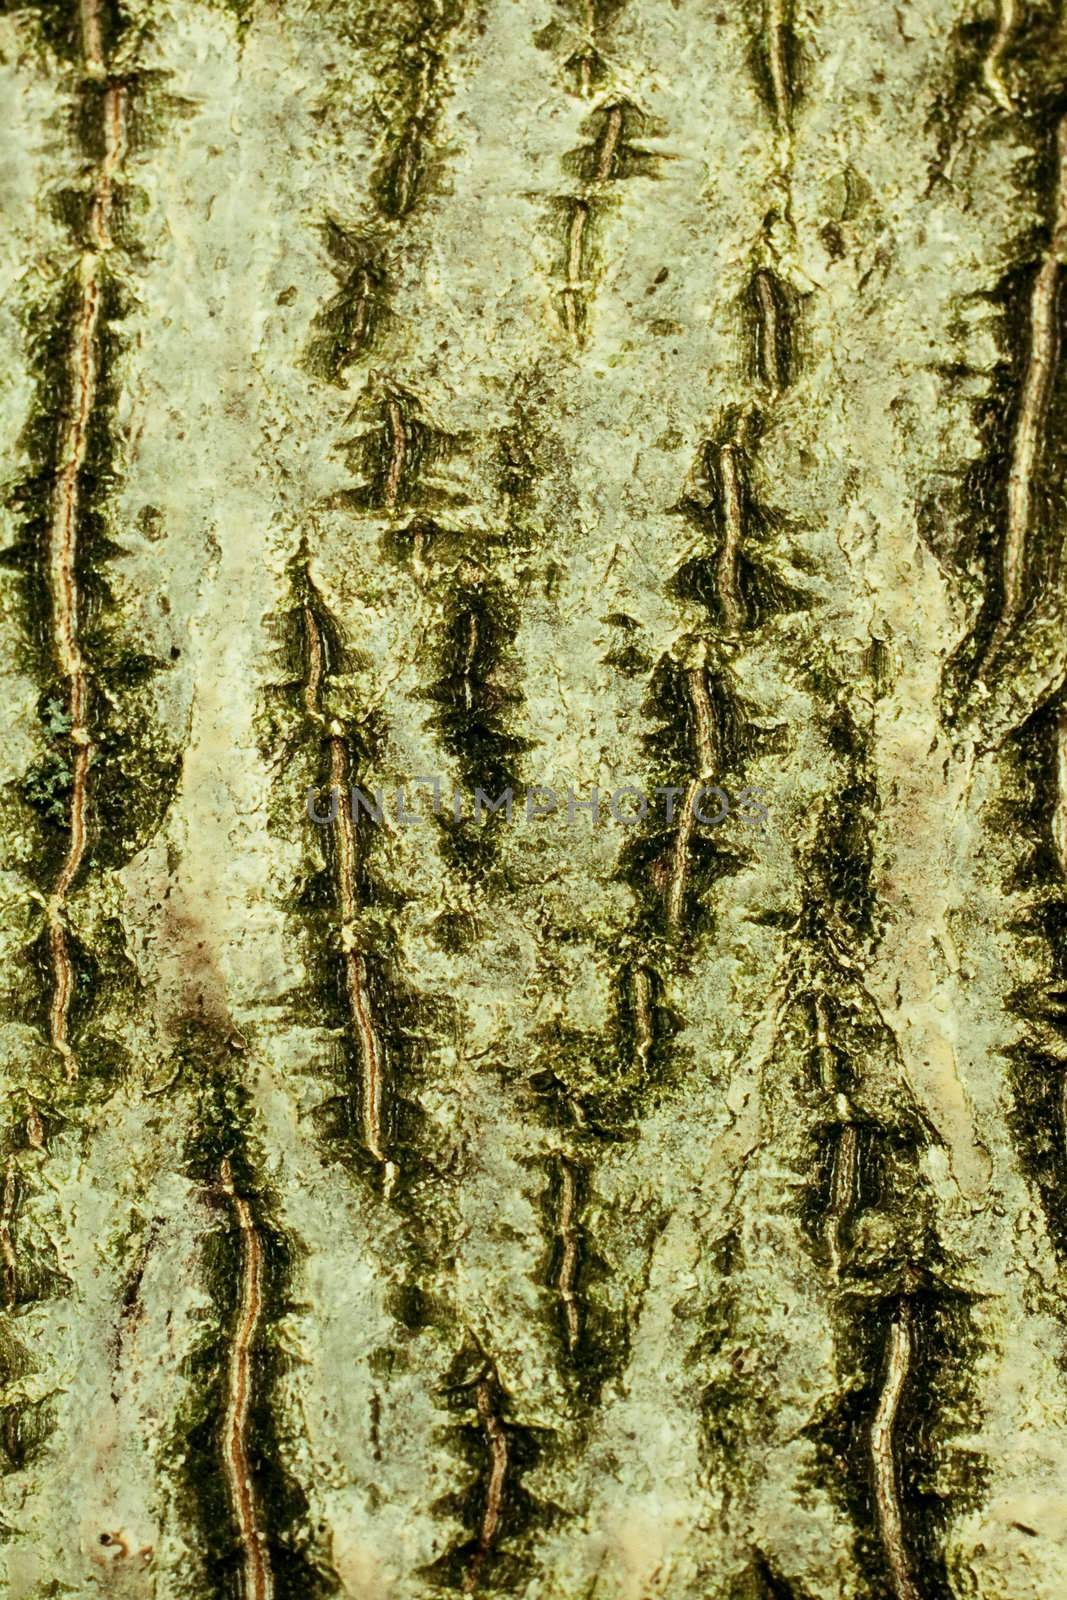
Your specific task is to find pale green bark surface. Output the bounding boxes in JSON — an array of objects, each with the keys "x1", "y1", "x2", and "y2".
[{"x1": 2, "y1": 2, "x2": 1067, "y2": 1598}]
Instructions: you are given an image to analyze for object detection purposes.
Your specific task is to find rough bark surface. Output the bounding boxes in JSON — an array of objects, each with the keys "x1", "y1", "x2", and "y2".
[{"x1": 3, "y1": 2, "x2": 1067, "y2": 1597}]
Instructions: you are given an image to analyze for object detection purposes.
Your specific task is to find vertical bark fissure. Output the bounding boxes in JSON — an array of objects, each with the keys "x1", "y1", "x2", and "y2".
[
  {"x1": 575, "y1": 0, "x2": 597, "y2": 97},
  {"x1": 45, "y1": 6, "x2": 127, "y2": 1078},
  {"x1": 464, "y1": 1370, "x2": 510, "y2": 1594},
  {"x1": 766, "y1": 0, "x2": 793, "y2": 134},
  {"x1": 715, "y1": 440, "x2": 747, "y2": 631},
  {"x1": 384, "y1": 396, "x2": 408, "y2": 512},
  {"x1": 300, "y1": 0, "x2": 470, "y2": 1189},
  {"x1": 631, "y1": 964, "x2": 653, "y2": 1079},
  {"x1": 799, "y1": 741, "x2": 943, "y2": 1584},
  {"x1": 1054, "y1": 704, "x2": 1067, "y2": 875},
  {"x1": 219, "y1": 1155, "x2": 274, "y2": 1600},
  {"x1": 995, "y1": 114, "x2": 1067, "y2": 647},
  {"x1": 811, "y1": 987, "x2": 858, "y2": 1280},
  {"x1": 556, "y1": 1156, "x2": 582, "y2": 1352},
  {"x1": 871, "y1": 1302, "x2": 919, "y2": 1600},
  {"x1": 370, "y1": 0, "x2": 465, "y2": 222},
  {"x1": 562, "y1": 200, "x2": 589, "y2": 341},
  {"x1": 753, "y1": 270, "x2": 783, "y2": 394},
  {"x1": 549, "y1": 2, "x2": 656, "y2": 344},
  {"x1": 983, "y1": 0, "x2": 1016, "y2": 112},
  {"x1": 0, "y1": 1157, "x2": 17, "y2": 1312},
  {"x1": 665, "y1": 665, "x2": 720, "y2": 934},
  {"x1": 303, "y1": 596, "x2": 394, "y2": 1189}
]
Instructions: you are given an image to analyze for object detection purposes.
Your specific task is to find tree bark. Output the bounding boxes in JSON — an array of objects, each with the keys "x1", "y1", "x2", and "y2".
[{"x1": 2, "y1": 1, "x2": 1067, "y2": 1597}]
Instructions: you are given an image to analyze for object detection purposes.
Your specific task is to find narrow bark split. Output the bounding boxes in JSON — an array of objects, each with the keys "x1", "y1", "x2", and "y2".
[
  {"x1": 871, "y1": 1304, "x2": 918, "y2": 1600},
  {"x1": 985, "y1": 114, "x2": 1067, "y2": 665},
  {"x1": 219, "y1": 1156, "x2": 273, "y2": 1600},
  {"x1": 465, "y1": 1372, "x2": 510, "y2": 1594},
  {"x1": 297, "y1": 586, "x2": 394, "y2": 1189},
  {"x1": 44, "y1": 9, "x2": 127, "y2": 1078}
]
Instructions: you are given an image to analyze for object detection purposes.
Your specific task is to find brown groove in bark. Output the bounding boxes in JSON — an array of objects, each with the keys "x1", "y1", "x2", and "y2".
[
  {"x1": 302, "y1": 596, "x2": 394, "y2": 1192},
  {"x1": 983, "y1": 0, "x2": 1016, "y2": 112},
  {"x1": 464, "y1": 1370, "x2": 509, "y2": 1594},
  {"x1": 384, "y1": 395, "x2": 408, "y2": 512},
  {"x1": 370, "y1": 0, "x2": 464, "y2": 222},
  {"x1": 981, "y1": 114, "x2": 1067, "y2": 672},
  {"x1": 25, "y1": 1107, "x2": 43, "y2": 1151},
  {"x1": 561, "y1": 200, "x2": 589, "y2": 341},
  {"x1": 715, "y1": 439, "x2": 747, "y2": 633},
  {"x1": 219, "y1": 1155, "x2": 274, "y2": 1600},
  {"x1": 871, "y1": 1302, "x2": 919, "y2": 1600},
  {"x1": 340, "y1": 386, "x2": 463, "y2": 516},
  {"x1": 541, "y1": 0, "x2": 664, "y2": 345},
  {"x1": 673, "y1": 407, "x2": 810, "y2": 640},
  {"x1": 556, "y1": 1156, "x2": 582, "y2": 1353},
  {"x1": 592, "y1": 102, "x2": 623, "y2": 182},
  {"x1": 0, "y1": 1115, "x2": 49, "y2": 1366},
  {"x1": 828, "y1": 1119, "x2": 858, "y2": 1213},
  {"x1": 337, "y1": 264, "x2": 373, "y2": 355},
  {"x1": 631, "y1": 964, "x2": 653, "y2": 1078},
  {"x1": 812, "y1": 989, "x2": 834, "y2": 1088},
  {"x1": 766, "y1": 0, "x2": 793, "y2": 133},
  {"x1": 305, "y1": 225, "x2": 388, "y2": 382},
  {"x1": 0, "y1": 1158, "x2": 17, "y2": 1311},
  {"x1": 749, "y1": 268, "x2": 795, "y2": 394},
  {"x1": 430, "y1": 1340, "x2": 538, "y2": 1590},
  {"x1": 574, "y1": 0, "x2": 597, "y2": 97},
  {"x1": 826, "y1": 1116, "x2": 857, "y2": 1279},
  {"x1": 790, "y1": 743, "x2": 966, "y2": 1592},
  {"x1": 176, "y1": 1042, "x2": 334, "y2": 1595},
  {"x1": 330, "y1": 733, "x2": 391, "y2": 1186},
  {"x1": 460, "y1": 609, "x2": 478, "y2": 711},
  {"x1": 812, "y1": 990, "x2": 859, "y2": 1278},
  {"x1": 996, "y1": 684, "x2": 1067, "y2": 1257},
  {"x1": 665, "y1": 665, "x2": 720, "y2": 932},
  {"x1": 1054, "y1": 704, "x2": 1067, "y2": 874},
  {"x1": 45, "y1": 8, "x2": 127, "y2": 1078},
  {"x1": 557, "y1": 97, "x2": 655, "y2": 343},
  {"x1": 394, "y1": 476, "x2": 530, "y2": 882},
  {"x1": 754, "y1": 271, "x2": 783, "y2": 392}
]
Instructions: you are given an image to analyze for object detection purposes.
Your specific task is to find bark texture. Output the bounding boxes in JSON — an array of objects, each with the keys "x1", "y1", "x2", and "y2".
[{"x1": 2, "y1": 1, "x2": 1067, "y2": 1597}]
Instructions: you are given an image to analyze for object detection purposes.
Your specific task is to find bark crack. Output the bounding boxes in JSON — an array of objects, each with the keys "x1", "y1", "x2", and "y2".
[
  {"x1": 871, "y1": 1302, "x2": 919, "y2": 1600},
  {"x1": 45, "y1": 7, "x2": 128, "y2": 1079},
  {"x1": 464, "y1": 1370, "x2": 509, "y2": 1594},
  {"x1": 975, "y1": 114, "x2": 1067, "y2": 685},
  {"x1": 303, "y1": 597, "x2": 394, "y2": 1192},
  {"x1": 219, "y1": 1156, "x2": 274, "y2": 1600},
  {"x1": 983, "y1": 0, "x2": 1016, "y2": 112},
  {"x1": 665, "y1": 666, "x2": 719, "y2": 932}
]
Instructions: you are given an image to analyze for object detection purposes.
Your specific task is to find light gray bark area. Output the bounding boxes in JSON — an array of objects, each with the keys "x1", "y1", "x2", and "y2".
[{"x1": 3, "y1": 2, "x2": 1067, "y2": 1598}]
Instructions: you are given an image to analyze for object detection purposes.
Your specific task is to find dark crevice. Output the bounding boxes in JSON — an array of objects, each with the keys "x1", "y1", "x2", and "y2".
[{"x1": 176, "y1": 1027, "x2": 336, "y2": 1598}]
